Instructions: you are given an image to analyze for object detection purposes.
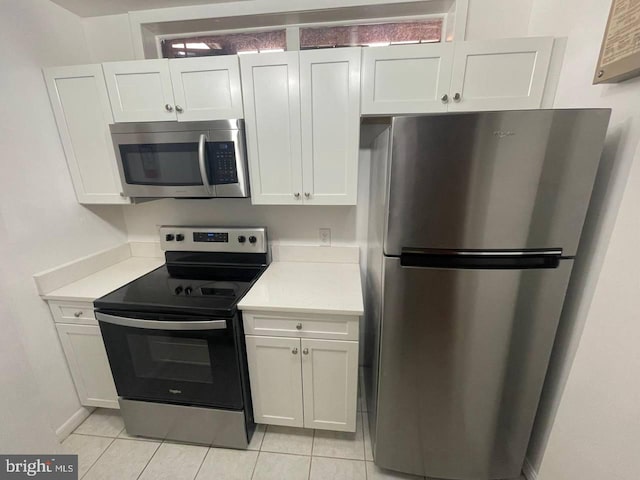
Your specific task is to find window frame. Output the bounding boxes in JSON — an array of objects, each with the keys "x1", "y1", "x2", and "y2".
[{"x1": 154, "y1": 14, "x2": 448, "y2": 59}]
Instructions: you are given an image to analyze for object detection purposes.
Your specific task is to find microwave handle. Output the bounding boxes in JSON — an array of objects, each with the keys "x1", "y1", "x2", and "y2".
[
  {"x1": 198, "y1": 134, "x2": 213, "y2": 195},
  {"x1": 96, "y1": 312, "x2": 227, "y2": 331}
]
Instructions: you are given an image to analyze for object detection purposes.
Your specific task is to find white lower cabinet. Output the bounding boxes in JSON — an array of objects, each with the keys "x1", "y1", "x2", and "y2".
[
  {"x1": 56, "y1": 324, "x2": 118, "y2": 409},
  {"x1": 300, "y1": 338, "x2": 358, "y2": 431},
  {"x1": 244, "y1": 311, "x2": 359, "y2": 432},
  {"x1": 51, "y1": 301, "x2": 118, "y2": 409},
  {"x1": 245, "y1": 335, "x2": 304, "y2": 427}
]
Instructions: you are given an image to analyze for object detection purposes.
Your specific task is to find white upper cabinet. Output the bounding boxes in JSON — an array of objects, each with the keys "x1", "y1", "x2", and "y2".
[
  {"x1": 300, "y1": 48, "x2": 361, "y2": 205},
  {"x1": 169, "y1": 56, "x2": 243, "y2": 121},
  {"x1": 241, "y1": 49, "x2": 361, "y2": 206},
  {"x1": 240, "y1": 52, "x2": 304, "y2": 205},
  {"x1": 448, "y1": 37, "x2": 553, "y2": 112},
  {"x1": 44, "y1": 65, "x2": 129, "y2": 204},
  {"x1": 103, "y1": 59, "x2": 176, "y2": 122},
  {"x1": 361, "y1": 37, "x2": 553, "y2": 114},
  {"x1": 361, "y1": 43, "x2": 454, "y2": 115}
]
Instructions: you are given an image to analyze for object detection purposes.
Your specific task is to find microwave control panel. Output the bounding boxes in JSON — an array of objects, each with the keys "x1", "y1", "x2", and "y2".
[{"x1": 209, "y1": 142, "x2": 238, "y2": 185}]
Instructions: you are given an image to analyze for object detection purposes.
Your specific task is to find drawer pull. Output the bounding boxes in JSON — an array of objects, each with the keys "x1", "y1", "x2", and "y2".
[
  {"x1": 292, "y1": 348, "x2": 298, "y2": 355},
  {"x1": 303, "y1": 348, "x2": 309, "y2": 355},
  {"x1": 74, "y1": 311, "x2": 83, "y2": 318},
  {"x1": 296, "y1": 323, "x2": 302, "y2": 330}
]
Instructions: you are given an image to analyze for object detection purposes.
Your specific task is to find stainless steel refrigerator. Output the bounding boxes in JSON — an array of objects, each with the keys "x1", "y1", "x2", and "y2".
[{"x1": 363, "y1": 110, "x2": 610, "y2": 480}]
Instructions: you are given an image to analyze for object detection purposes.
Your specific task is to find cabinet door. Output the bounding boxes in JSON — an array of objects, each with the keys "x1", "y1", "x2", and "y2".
[
  {"x1": 56, "y1": 324, "x2": 118, "y2": 409},
  {"x1": 103, "y1": 59, "x2": 176, "y2": 122},
  {"x1": 301, "y1": 339, "x2": 358, "y2": 432},
  {"x1": 240, "y1": 52, "x2": 303, "y2": 205},
  {"x1": 169, "y1": 56, "x2": 243, "y2": 121},
  {"x1": 300, "y1": 48, "x2": 361, "y2": 205},
  {"x1": 245, "y1": 335, "x2": 303, "y2": 427},
  {"x1": 43, "y1": 65, "x2": 129, "y2": 204},
  {"x1": 448, "y1": 37, "x2": 553, "y2": 112},
  {"x1": 361, "y1": 43, "x2": 454, "y2": 114}
]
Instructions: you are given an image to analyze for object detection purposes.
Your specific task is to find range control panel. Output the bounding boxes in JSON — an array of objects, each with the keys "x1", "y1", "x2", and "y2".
[{"x1": 160, "y1": 226, "x2": 267, "y2": 253}]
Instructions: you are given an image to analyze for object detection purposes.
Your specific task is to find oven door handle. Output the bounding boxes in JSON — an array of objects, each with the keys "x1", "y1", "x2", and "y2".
[
  {"x1": 96, "y1": 313, "x2": 227, "y2": 331},
  {"x1": 198, "y1": 133, "x2": 214, "y2": 196}
]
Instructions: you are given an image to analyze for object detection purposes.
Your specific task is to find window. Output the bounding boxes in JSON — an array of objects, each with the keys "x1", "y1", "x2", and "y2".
[
  {"x1": 160, "y1": 18, "x2": 444, "y2": 59},
  {"x1": 161, "y1": 30, "x2": 286, "y2": 58},
  {"x1": 300, "y1": 19, "x2": 443, "y2": 49}
]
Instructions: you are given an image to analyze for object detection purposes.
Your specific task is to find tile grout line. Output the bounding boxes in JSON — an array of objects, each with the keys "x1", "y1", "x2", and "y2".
[
  {"x1": 248, "y1": 447, "x2": 261, "y2": 480},
  {"x1": 78, "y1": 435, "x2": 117, "y2": 480},
  {"x1": 134, "y1": 439, "x2": 162, "y2": 480},
  {"x1": 191, "y1": 445, "x2": 211, "y2": 480},
  {"x1": 307, "y1": 428, "x2": 316, "y2": 480}
]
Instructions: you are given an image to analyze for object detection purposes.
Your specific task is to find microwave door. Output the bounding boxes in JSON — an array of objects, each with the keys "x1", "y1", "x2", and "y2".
[{"x1": 113, "y1": 130, "x2": 212, "y2": 198}]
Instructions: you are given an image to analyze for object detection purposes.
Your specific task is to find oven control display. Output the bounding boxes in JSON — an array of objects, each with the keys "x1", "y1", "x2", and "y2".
[{"x1": 193, "y1": 232, "x2": 229, "y2": 243}]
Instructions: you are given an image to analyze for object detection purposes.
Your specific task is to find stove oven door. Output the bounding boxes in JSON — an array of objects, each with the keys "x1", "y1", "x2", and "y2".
[{"x1": 96, "y1": 312, "x2": 244, "y2": 409}]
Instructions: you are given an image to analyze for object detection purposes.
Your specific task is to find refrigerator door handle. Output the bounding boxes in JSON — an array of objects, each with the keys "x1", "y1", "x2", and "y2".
[{"x1": 400, "y1": 248, "x2": 563, "y2": 269}]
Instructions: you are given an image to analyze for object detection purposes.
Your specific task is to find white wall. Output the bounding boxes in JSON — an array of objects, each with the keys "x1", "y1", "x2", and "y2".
[
  {"x1": 82, "y1": 14, "x2": 135, "y2": 62},
  {"x1": 0, "y1": 0, "x2": 127, "y2": 448},
  {"x1": 526, "y1": 0, "x2": 640, "y2": 477},
  {"x1": 124, "y1": 201, "x2": 357, "y2": 244},
  {"x1": 464, "y1": 0, "x2": 533, "y2": 40}
]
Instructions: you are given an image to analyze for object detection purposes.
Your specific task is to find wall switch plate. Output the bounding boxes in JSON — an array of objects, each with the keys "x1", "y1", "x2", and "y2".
[{"x1": 319, "y1": 228, "x2": 331, "y2": 246}]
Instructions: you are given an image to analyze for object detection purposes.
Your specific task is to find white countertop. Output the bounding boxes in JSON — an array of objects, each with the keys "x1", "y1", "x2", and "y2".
[
  {"x1": 238, "y1": 261, "x2": 364, "y2": 316},
  {"x1": 42, "y1": 257, "x2": 164, "y2": 302}
]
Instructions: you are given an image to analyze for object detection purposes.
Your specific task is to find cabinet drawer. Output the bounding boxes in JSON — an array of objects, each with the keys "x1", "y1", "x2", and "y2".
[
  {"x1": 243, "y1": 311, "x2": 359, "y2": 341},
  {"x1": 49, "y1": 301, "x2": 96, "y2": 325}
]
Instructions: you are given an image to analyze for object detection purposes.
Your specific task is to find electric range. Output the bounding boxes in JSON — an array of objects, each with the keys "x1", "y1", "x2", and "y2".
[{"x1": 94, "y1": 226, "x2": 268, "y2": 449}]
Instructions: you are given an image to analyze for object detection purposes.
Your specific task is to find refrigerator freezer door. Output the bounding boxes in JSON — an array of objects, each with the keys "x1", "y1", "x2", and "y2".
[
  {"x1": 373, "y1": 256, "x2": 573, "y2": 479},
  {"x1": 384, "y1": 110, "x2": 610, "y2": 257}
]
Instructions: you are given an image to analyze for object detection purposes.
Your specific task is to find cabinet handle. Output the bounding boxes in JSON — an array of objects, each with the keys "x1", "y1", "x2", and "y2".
[
  {"x1": 292, "y1": 347, "x2": 298, "y2": 355},
  {"x1": 294, "y1": 192, "x2": 301, "y2": 199},
  {"x1": 165, "y1": 104, "x2": 174, "y2": 112},
  {"x1": 304, "y1": 192, "x2": 311, "y2": 198},
  {"x1": 441, "y1": 94, "x2": 448, "y2": 103},
  {"x1": 296, "y1": 323, "x2": 302, "y2": 330},
  {"x1": 453, "y1": 93, "x2": 461, "y2": 102},
  {"x1": 74, "y1": 311, "x2": 83, "y2": 318},
  {"x1": 175, "y1": 105, "x2": 184, "y2": 113},
  {"x1": 302, "y1": 348, "x2": 309, "y2": 355}
]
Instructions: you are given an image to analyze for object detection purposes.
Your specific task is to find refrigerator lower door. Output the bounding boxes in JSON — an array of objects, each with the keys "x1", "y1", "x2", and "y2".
[{"x1": 372, "y1": 256, "x2": 573, "y2": 480}]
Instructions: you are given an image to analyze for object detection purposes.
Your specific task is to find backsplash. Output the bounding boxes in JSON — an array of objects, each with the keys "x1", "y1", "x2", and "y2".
[{"x1": 123, "y1": 198, "x2": 359, "y2": 245}]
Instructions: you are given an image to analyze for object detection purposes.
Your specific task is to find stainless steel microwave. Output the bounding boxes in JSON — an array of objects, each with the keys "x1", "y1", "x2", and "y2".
[{"x1": 110, "y1": 120, "x2": 249, "y2": 198}]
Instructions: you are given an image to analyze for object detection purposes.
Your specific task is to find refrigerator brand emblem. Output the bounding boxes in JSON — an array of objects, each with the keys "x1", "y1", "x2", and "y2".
[{"x1": 493, "y1": 131, "x2": 515, "y2": 138}]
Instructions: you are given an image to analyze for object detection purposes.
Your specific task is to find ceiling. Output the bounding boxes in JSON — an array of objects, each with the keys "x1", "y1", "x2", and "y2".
[{"x1": 50, "y1": 0, "x2": 246, "y2": 17}]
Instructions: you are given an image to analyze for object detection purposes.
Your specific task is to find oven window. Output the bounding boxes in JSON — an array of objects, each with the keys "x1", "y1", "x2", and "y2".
[
  {"x1": 119, "y1": 143, "x2": 203, "y2": 186},
  {"x1": 127, "y1": 334, "x2": 213, "y2": 384}
]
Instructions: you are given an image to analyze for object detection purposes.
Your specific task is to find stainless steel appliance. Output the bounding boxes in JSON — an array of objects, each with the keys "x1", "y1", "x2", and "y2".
[
  {"x1": 363, "y1": 110, "x2": 611, "y2": 480},
  {"x1": 111, "y1": 120, "x2": 249, "y2": 198},
  {"x1": 94, "y1": 226, "x2": 268, "y2": 448}
]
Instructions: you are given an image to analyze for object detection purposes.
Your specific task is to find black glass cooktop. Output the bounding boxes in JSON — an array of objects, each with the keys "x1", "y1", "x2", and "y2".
[{"x1": 94, "y1": 263, "x2": 266, "y2": 317}]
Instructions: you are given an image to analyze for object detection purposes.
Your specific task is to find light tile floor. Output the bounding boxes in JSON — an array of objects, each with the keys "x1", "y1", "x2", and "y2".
[
  {"x1": 63, "y1": 375, "x2": 524, "y2": 480},
  {"x1": 65, "y1": 408, "x2": 408, "y2": 480}
]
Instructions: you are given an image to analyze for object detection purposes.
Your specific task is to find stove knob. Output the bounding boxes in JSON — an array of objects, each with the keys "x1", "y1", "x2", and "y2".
[
  {"x1": 184, "y1": 286, "x2": 193, "y2": 296},
  {"x1": 165, "y1": 234, "x2": 175, "y2": 241},
  {"x1": 174, "y1": 286, "x2": 183, "y2": 295},
  {"x1": 237, "y1": 235, "x2": 246, "y2": 244},
  {"x1": 249, "y1": 235, "x2": 257, "y2": 244},
  {"x1": 176, "y1": 234, "x2": 185, "y2": 242}
]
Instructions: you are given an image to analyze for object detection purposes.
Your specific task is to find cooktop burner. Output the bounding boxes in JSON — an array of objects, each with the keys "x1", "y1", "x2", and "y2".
[{"x1": 94, "y1": 226, "x2": 268, "y2": 317}]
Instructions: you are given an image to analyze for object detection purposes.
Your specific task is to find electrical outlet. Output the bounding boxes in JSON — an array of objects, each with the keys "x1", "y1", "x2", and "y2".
[{"x1": 319, "y1": 228, "x2": 331, "y2": 246}]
